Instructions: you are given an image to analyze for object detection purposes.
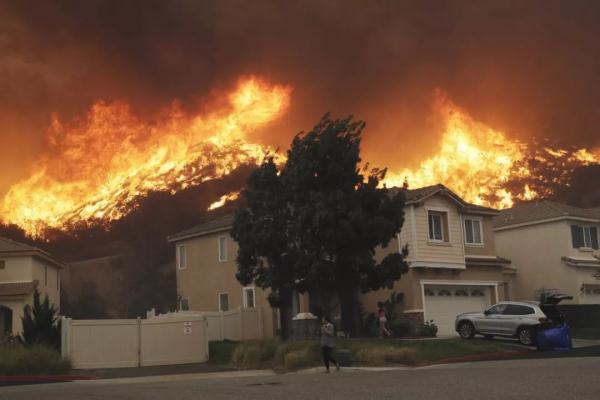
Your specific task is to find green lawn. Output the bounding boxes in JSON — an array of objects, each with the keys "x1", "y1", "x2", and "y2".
[{"x1": 209, "y1": 338, "x2": 521, "y2": 371}]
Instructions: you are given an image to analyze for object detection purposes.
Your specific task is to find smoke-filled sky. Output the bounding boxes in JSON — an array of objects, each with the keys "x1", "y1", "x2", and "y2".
[{"x1": 2, "y1": 0, "x2": 600, "y2": 197}]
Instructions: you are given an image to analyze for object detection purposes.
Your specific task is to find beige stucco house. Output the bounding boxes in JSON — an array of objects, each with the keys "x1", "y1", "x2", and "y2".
[
  {"x1": 169, "y1": 184, "x2": 514, "y2": 337},
  {"x1": 0, "y1": 237, "x2": 64, "y2": 336},
  {"x1": 360, "y1": 184, "x2": 514, "y2": 335},
  {"x1": 494, "y1": 201, "x2": 600, "y2": 304}
]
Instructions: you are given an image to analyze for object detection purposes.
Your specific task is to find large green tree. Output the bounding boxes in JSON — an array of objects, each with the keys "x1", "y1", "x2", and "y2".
[{"x1": 231, "y1": 115, "x2": 408, "y2": 336}]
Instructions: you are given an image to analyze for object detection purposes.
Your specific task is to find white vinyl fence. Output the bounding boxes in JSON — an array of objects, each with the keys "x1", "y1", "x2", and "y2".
[
  {"x1": 61, "y1": 315, "x2": 209, "y2": 369},
  {"x1": 149, "y1": 307, "x2": 264, "y2": 341}
]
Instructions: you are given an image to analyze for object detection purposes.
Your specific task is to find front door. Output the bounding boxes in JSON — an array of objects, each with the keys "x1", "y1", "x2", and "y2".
[{"x1": 0, "y1": 306, "x2": 13, "y2": 336}]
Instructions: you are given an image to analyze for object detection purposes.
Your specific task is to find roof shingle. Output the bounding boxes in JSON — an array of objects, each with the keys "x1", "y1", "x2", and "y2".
[{"x1": 494, "y1": 201, "x2": 600, "y2": 229}]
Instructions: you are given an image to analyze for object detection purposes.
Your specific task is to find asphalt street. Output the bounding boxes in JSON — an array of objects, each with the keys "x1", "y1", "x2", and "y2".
[{"x1": 1, "y1": 354, "x2": 599, "y2": 400}]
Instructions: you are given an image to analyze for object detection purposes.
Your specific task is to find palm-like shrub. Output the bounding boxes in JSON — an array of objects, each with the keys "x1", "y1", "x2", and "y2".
[{"x1": 19, "y1": 289, "x2": 61, "y2": 350}]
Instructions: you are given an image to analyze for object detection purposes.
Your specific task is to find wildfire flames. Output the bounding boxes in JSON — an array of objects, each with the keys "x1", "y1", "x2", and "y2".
[
  {"x1": 1, "y1": 78, "x2": 598, "y2": 236},
  {"x1": 383, "y1": 93, "x2": 600, "y2": 208},
  {"x1": 0, "y1": 78, "x2": 291, "y2": 235}
]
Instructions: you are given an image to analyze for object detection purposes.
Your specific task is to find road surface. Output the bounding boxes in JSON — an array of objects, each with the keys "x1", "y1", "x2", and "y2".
[{"x1": 1, "y1": 355, "x2": 599, "y2": 400}]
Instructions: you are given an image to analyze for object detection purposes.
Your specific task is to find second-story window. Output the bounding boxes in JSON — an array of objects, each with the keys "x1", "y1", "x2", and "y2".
[
  {"x1": 464, "y1": 218, "x2": 483, "y2": 245},
  {"x1": 571, "y1": 225, "x2": 599, "y2": 249},
  {"x1": 218, "y1": 236, "x2": 228, "y2": 262},
  {"x1": 428, "y1": 211, "x2": 448, "y2": 242},
  {"x1": 177, "y1": 245, "x2": 187, "y2": 269}
]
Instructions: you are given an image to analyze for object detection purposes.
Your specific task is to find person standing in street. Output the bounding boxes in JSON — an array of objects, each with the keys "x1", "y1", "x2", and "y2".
[{"x1": 320, "y1": 315, "x2": 340, "y2": 373}]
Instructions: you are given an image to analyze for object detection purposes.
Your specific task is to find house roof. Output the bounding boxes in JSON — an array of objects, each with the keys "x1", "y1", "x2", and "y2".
[
  {"x1": 167, "y1": 214, "x2": 235, "y2": 242},
  {"x1": 494, "y1": 201, "x2": 600, "y2": 229},
  {"x1": 0, "y1": 237, "x2": 66, "y2": 269},
  {"x1": 169, "y1": 184, "x2": 499, "y2": 242},
  {"x1": 0, "y1": 280, "x2": 38, "y2": 297},
  {"x1": 390, "y1": 184, "x2": 499, "y2": 215}
]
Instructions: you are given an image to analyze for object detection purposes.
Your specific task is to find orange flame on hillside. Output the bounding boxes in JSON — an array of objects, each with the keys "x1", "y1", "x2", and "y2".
[
  {"x1": 1, "y1": 80, "x2": 598, "y2": 236},
  {"x1": 383, "y1": 94, "x2": 600, "y2": 208},
  {"x1": 0, "y1": 78, "x2": 291, "y2": 235}
]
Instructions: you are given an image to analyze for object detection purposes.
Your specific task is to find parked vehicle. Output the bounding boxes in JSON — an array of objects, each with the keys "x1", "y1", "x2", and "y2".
[{"x1": 455, "y1": 294, "x2": 572, "y2": 346}]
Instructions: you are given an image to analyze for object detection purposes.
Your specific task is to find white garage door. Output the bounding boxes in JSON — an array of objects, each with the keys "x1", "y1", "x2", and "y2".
[{"x1": 424, "y1": 285, "x2": 492, "y2": 336}]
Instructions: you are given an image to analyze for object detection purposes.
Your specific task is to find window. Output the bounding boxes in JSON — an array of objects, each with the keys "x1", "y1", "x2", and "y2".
[
  {"x1": 571, "y1": 225, "x2": 599, "y2": 249},
  {"x1": 455, "y1": 290, "x2": 468, "y2": 297},
  {"x1": 57, "y1": 271, "x2": 60, "y2": 290},
  {"x1": 486, "y1": 304, "x2": 508, "y2": 315},
  {"x1": 471, "y1": 289, "x2": 485, "y2": 297},
  {"x1": 424, "y1": 288, "x2": 436, "y2": 296},
  {"x1": 243, "y1": 287, "x2": 256, "y2": 308},
  {"x1": 44, "y1": 266, "x2": 48, "y2": 286},
  {"x1": 503, "y1": 304, "x2": 535, "y2": 315},
  {"x1": 177, "y1": 245, "x2": 187, "y2": 269},
  {"x1": 0, "y1": 260, "x2": 5, "y2": 269},
  {"x1": 180, "y1": 297, "x2": 190, "y2": 311},
  {"x1": 438, "y1": 289, "x2": 452, "y2": 296},
  {"x1": 464, "y1": 218, "x2": 483, "y2": 245},
  {"x1": 428, "y1": 211, "x2": 448, "y2": 242},
  {"x1": 219, "y1": 293, "x2": 229, "y2": 311},
  {"x1": 218, "y1": 236, "x2": 228, "y2": 262}
]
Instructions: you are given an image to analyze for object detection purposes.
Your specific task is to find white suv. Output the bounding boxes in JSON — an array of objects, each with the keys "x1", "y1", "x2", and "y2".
[{"x1": 455, "y1": 294, "x2": 571, "y2": 345}]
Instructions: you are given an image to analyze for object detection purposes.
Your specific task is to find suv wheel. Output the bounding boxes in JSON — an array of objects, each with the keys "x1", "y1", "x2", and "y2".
[
  {"x1": 458, "y1": 321, "x2": 475, "y2": 339},
  {"x1": 518, "y1": 327, "x2": 535, "y2": 346}
]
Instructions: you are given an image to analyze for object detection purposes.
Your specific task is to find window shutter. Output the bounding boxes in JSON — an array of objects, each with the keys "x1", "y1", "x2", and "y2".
[
  {"x1": 590, "y1": 227, "x2": 599, "y2": 250},
  {"x1": 571, "y1": 225, "x2": 584, "y2": 248}
]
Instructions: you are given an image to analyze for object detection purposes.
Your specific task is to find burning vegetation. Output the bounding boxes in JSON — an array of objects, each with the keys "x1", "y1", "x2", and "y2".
[{"x1": 0, "y1": 78, "x2": 598, "y2": 237}]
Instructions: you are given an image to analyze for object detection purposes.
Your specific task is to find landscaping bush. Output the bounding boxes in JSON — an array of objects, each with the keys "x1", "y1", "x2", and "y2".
[
  {"x1": 390, "y1": 320, "x2": 413, "y2": 337},
  {"x1": 231, "y1": 340, "x2": 277, "y2": 369},
  {"x1": 418, "y1": 320, "x2": 438, "y2": 338},
  {"x1": 354, "y1": 346, "x2": 417, "y2": 366},
  {"x1": 0, "y1": 345, "x2": 71, "y2": 375},
  {"x1": 283, "y1": 348, "x2": 318, "y2": 370}
]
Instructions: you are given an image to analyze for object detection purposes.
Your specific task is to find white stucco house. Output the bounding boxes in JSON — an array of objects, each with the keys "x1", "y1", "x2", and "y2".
[
  {"x1": 494, "y1": 201, "x2": 600, "y2": 304},
  {"x1": 0, "y1": 237, "x2": 64, "y2": 336}
]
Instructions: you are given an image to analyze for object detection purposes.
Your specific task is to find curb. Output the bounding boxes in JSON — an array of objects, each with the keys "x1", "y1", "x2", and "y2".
[
  {"x1": 0, "y1": 375, "x2": 97, "y2": 384},
  {"x1": 417, "y1": 350, "x2": 532, "y2": 366}
]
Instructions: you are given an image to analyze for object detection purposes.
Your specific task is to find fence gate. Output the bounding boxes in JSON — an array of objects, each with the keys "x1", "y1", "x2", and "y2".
[{"x1": 61, "y1": 315, "x2": 209, "y2": 369}]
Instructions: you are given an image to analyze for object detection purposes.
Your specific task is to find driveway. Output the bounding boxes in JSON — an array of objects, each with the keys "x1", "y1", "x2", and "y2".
[{"x1": 1, "y1": 354, "x2": 599, "y2": 400}]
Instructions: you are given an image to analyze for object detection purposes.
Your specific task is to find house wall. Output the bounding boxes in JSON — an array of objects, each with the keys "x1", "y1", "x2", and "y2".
[
  {"x1": 464, "y1": 215, "x2": 496, "y2": 256},
  {"x1": 175, "y1": 231, "x2": 275, "y2": 338},
  {"x1": 31, "y1": 258, "x2": 61, "y2": 310},
  {"x1": 412, "y1": 196, "x2": 465, "y2": 265},
  {"x1": 0, "y1": 256, "x2": 33, "y2": 282},
  {"x1": 495, "y1": 220, "x2": 579, "y2": 303}
]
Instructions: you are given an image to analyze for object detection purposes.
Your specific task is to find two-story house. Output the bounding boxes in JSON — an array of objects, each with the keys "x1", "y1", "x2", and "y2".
[
  {"x1": 361, "y1": 184, "x2": 514, "y2": 335},
  {"x1": 0, "y1": 237, "x2": 64, "y2": 336},
  {"x1": 169, "y1": 184, "x2": 514, "y2": 337},
  {"x1": 167, "y1": 216, "x2": 284, "y2": 338},
  {"x1": 494, "y1": 201, "x2": 600, "y2": 304}
]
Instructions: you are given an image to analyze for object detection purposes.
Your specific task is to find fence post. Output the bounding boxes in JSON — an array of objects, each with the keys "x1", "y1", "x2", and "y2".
[
  {"x1": 219, "y1": 311, "x2": 224, "y2": 341},
  {"x1": 137, "y1": 317, "x2": 142, "y2": 367},
  {"x1": 60, "y1": 316, "x2": 69, "y2": 359},
  {"x1": 257, "y1": 306, "x2": 264, "y2": 339},
  {"x1": 239, "y1": 308, "x2": 244, "y2": 341}
]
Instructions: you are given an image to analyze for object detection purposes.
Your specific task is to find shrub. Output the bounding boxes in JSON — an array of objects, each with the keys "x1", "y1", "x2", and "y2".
[
  {"x1": 231, "y1": 340, "x2": 277, "y2": 369},
  {"x1": 419, "y1": 320, "x2": 438, "y2": 338},
  {"x1": 0, "y1": 345, "x2": 71, "y2": 375},
  {"x1": 390, "y1": 320, "x2": 413, "y2": 337},
  {"x1": 354, "y1": 346, "x2": 417, "y2": 366},
  {"x1": 283, "y1": 348, "x2": 318, "y2": 370},
  {"x1": 20, "y1": 289, "x2": 61, "y2": 350}
]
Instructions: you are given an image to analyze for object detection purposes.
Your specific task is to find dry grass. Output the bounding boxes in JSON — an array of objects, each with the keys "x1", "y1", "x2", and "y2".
[{"x1": 354, "y1": 346, "x2": 417, "y2": 366}]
